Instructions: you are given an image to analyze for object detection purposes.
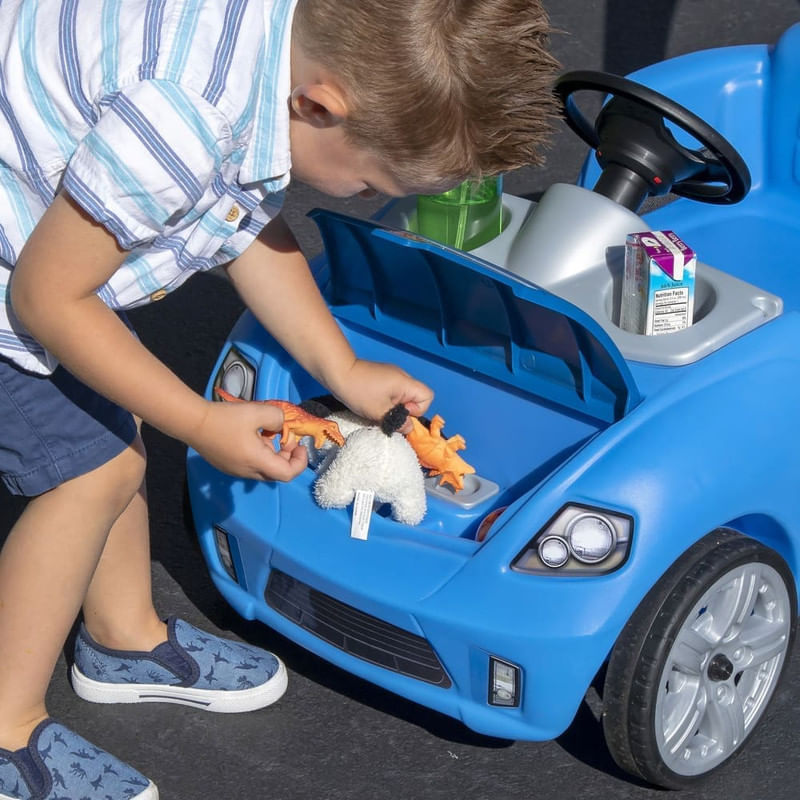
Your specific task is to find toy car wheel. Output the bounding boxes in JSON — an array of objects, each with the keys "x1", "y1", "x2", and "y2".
[{"x1": 602, "y1": 530, "x2": 796, "y2": 788}]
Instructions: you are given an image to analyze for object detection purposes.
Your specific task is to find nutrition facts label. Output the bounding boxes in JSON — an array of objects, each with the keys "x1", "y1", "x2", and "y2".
[{"x1": 649, "y1": 287, "x2": 690, "y2": 334}]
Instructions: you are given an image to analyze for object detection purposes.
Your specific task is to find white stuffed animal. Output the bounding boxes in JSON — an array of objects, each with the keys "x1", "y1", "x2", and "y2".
[{"x1": 311, "y1": 409, "x2": 427, "y2": 526}]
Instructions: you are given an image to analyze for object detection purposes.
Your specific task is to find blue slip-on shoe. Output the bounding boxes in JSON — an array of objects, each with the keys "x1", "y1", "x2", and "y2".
[
  {"x1": 71, "y1": 617, "x2": 288, "y2": 713},
  {"x1": 0, "y1": 718, "x2": 157, "y2": 800}
]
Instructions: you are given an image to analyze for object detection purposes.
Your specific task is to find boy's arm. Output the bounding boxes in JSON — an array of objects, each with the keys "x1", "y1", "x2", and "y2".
[
  {"x1": 10, "y1": 192, "x2": 306, "y2": 481},
  {"x1": 225, "y1": 214, "x2": 356, "y2": 395},
  {"x1": 225, "y1": 214, "x2": 433, "y2": 421}
]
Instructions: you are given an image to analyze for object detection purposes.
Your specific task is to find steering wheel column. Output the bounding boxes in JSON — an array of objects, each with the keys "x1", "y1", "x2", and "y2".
[{"x1": 555, "y1": 71, "x2": 751, "y2": 211}]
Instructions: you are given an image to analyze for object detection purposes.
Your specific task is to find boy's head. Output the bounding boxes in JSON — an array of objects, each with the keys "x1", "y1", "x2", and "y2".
[{"x1": 289, "y1": 0, "x2": 560, "y2": 196}]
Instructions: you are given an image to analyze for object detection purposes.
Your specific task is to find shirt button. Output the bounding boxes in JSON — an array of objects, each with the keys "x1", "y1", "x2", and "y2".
[
  {"x1": 150, "y1": 288, "x2": 167, "y2": 302},
  {"x1": 225, "y1": 205, "x2": 240, "y2": 222}
]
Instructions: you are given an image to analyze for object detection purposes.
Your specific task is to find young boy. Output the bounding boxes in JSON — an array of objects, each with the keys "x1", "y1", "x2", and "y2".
[{"x1": 0, "y1": 0, "x2": 558, "y2": 797}]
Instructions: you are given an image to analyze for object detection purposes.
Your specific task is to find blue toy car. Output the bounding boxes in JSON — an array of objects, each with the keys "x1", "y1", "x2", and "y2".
[{"x1": 187, "y1": 23, "x2": 800, "y2": 788}]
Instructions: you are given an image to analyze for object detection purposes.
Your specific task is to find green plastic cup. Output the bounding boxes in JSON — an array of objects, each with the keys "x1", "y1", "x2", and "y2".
[{"x1": 415, "y1": 175, "x2": 504, "y2": 251}]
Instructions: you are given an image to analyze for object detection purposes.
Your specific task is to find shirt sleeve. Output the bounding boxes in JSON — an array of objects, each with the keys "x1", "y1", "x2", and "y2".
[{"x1": 63, "y1": 79, "x2": 237, "y2": 250}]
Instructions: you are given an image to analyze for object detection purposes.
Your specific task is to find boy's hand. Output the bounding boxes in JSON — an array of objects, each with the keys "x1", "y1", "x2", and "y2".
[
  {"x1": 188, "y1": 400, "x2": 309, "y2": 482},
  {"x1": 331, "y1": 359, "x2": 434, "y2": 431}
]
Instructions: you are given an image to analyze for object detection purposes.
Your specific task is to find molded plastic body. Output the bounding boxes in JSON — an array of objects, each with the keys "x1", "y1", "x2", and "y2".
[{"x1": 187, "y1": 25, "x2": 800, "y2": 742}]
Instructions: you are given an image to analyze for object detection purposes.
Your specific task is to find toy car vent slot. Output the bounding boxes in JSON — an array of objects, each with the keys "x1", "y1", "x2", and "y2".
[{"x1": 310, "y1": 209, "x2": 640, "y2": 424}]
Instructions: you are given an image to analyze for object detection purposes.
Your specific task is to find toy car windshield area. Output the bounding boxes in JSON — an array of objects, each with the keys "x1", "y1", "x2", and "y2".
[{"x1": 188, "y1": 24, "x2": 800, "y2": 790}]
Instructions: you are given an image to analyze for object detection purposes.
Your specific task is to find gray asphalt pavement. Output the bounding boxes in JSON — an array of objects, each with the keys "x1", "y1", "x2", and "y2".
[{"x1": 3, "y1": 2, "x2": 800, "y2": 798}]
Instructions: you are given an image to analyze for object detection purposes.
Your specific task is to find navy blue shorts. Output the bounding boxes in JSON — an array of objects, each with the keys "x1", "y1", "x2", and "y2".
[{"x1": 0, "y1": 357, "x2": 137, "y2": 497}]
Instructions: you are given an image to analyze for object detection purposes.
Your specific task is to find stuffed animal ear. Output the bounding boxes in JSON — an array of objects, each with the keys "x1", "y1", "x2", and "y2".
[
  {"x1": 300, "y1": 394, "x2": 347, "y2": 418},
  {"x1": 381, "y1": 403, "x2": 409, "y2": 436}
]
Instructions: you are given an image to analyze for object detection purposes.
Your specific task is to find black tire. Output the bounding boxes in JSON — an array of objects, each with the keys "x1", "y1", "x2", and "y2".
[{"x1": 602, "y1": 529, "x2": 796, "y2": 788}]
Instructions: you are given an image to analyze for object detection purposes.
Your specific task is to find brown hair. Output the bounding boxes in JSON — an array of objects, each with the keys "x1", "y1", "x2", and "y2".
[{"x1": 292, "y1": 0, "x2": 560, "y2": 186}]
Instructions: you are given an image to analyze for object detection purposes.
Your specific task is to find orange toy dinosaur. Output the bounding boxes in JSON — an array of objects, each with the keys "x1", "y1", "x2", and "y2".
[
  {"x1": 405, "y1": 414, "x2": 475, "y2": 492},
  {"x1": 214, "y1": 387, "x2": 344, "y2": 448}
]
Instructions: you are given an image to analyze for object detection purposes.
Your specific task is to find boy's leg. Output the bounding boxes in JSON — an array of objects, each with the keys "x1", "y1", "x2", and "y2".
[
  {"x1": 0, "y1": 439, "x2": 146, "y2": 751},
  {"x1": 72, "y1": 424, "x2": 288, "y2": 713},
  {"x1": 81, "y1": 434, "x2": 167, "y2": 652}
]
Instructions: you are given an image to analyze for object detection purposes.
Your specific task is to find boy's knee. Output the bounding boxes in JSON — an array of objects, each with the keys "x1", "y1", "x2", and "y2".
[
  {"x1": 65, "y1": 435, "x2": 147, "y2": 516},
  {"x1": 111, "y1": 435, "x2": 147, "y2": 503}
]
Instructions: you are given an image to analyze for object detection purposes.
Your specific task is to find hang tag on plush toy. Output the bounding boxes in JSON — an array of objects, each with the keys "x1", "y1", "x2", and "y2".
[{"x1": 350, "y1": 489, "x2": 375, "y2": 540}]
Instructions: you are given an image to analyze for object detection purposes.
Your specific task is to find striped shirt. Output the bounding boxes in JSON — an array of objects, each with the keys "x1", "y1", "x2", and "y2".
[{"x1": 0, "y1": 0, "x2": 297, "y2": 374}]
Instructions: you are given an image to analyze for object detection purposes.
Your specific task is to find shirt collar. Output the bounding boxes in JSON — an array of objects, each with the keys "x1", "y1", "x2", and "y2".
[{"x1": 238, "y1": 0, "x2": 298, "y2": 187}]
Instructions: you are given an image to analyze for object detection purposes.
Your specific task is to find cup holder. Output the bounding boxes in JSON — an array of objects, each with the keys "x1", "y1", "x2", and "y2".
[{"x1": 424, "y1": 473, "x2": 500, "y2": 509}]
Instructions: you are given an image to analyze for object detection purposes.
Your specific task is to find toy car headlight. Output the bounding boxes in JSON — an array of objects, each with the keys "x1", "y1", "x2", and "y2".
[
  {"x1": 567, "y1": 513, "x2": 615, "y2": 563},
  {"x1": 213, "y1": 347, "x2": 256, "y2": 401},
  {"x1": 512, "y1": 504, "x2": 632, "y2": 575}
]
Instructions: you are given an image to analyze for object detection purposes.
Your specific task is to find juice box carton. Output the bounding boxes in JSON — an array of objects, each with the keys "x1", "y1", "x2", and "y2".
[{"x1": 619, "y1": 230, "x2": 696, "y2": 335}]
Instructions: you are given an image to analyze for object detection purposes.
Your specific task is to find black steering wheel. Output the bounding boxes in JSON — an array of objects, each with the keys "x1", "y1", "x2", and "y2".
[{"x1": 554, "y1": 70, "x2": 751, "y2": 211}]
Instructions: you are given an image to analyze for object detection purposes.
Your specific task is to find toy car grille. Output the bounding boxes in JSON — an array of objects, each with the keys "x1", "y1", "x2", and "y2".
[{"x1": 266, "y1": 569, "x2": 451, "y2": 688}]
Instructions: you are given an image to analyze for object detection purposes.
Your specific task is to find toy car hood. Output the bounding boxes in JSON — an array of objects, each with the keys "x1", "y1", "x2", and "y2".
[{"x1": 311, "y1": 209, "x2": 640, "y2": 424}]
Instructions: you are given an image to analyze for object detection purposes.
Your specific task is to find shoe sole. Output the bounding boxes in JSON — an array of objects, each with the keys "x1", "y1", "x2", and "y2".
[
  {"x1": 70, "y1": 660, "x2": 288, "y2": 712},
  {"x1": 1, "y1": 783, "x2": 158, "y2": 800}
]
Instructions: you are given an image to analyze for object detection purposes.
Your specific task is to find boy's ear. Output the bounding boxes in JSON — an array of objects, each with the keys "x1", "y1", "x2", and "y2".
[{"x1": 290, "y1": 82, "x2": 349, "y2": 128}]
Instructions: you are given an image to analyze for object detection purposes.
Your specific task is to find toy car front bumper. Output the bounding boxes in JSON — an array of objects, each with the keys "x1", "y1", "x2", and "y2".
[{"x1": 187, "y1": 451, "x2": 624, "y2": 741}]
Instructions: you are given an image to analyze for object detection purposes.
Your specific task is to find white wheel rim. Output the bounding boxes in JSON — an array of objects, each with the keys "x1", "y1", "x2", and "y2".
[{"x1": 654, "y1": 561, "x2": 792, "y2": 776}]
